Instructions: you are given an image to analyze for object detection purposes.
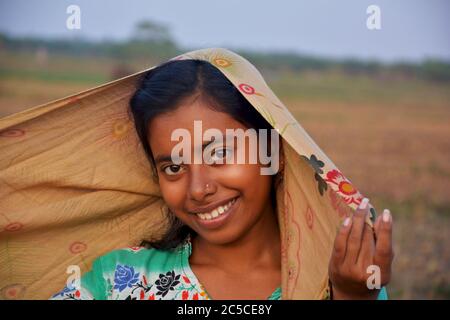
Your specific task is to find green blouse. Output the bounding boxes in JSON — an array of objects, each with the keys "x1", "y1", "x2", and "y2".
[{"x1": 51, "y1": 237, "x2": 281, "y2": 300}]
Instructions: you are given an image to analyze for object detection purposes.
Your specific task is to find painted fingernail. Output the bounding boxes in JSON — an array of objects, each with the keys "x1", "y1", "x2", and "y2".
[
  {"x1": 359, "y1": 197, "x2": 370, "y2": 210},
  {"x1": 382, "y1": 209, "x2": 391, "y2": 223},
  {"x1": 343, "y1": 217, "x2": 351, "y2": 226}
]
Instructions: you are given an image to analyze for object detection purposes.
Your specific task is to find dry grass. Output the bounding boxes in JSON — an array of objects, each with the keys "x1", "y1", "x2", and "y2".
[
  {"x1": 285, "y1": 100, "x2": 450, "y2": 299},
  {"x1": 0, "y1": 78, "x2": 93, "y2": 117}
]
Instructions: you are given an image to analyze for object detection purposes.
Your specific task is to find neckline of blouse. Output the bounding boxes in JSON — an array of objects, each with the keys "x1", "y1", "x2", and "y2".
[{"x1": 177, "y1": 234, "x2": 282, "y2": 300}]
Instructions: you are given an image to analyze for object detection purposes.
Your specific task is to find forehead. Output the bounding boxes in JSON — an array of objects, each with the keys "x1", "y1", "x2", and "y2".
[{"x1": 147, "y1": 98, "x2": 248, "y2": 152}]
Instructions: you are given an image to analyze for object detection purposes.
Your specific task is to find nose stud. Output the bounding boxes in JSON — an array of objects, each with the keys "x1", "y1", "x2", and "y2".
[{"x1": 204, "y1": 183, "x2": 215, "y2": 193}]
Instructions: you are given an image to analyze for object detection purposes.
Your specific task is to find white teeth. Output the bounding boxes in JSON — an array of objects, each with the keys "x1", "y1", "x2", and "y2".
[{"x1": 196, "y1": 198, "x2": 237, "y2": 221}]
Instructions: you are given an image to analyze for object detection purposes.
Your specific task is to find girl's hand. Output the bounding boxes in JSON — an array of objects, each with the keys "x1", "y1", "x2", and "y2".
[{"x1": 328, "y1": 197, "x2": 394, "y2": 300}]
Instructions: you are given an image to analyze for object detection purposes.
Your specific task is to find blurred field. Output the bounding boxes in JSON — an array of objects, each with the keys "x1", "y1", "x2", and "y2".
[{"x1": 1, "y1": 49, "x2": 449, "y2": 299}]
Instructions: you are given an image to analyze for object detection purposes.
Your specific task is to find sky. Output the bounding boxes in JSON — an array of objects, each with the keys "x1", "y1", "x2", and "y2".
[{"x1": 0, "y1": 0, "x2": 449, "y2": 62}]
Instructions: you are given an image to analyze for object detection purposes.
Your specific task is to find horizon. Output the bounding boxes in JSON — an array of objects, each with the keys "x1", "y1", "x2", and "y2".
[{"x1": 0, "y1": 0, "x2": 449, "y2": 63}]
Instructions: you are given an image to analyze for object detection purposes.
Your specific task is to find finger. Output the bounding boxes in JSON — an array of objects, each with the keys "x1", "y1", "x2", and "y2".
[
  {"x1": 374, "y1": 209, "x2": 394, "y2": 283},
  {"x1": 331, "y1": 216, "x2": 352, "y2": 266},
  {"x1": 345, "y1": 197, "x2": 370, "y2": 264},
  {"x1": 357, "y1": 223, "x2": 375, "y2": 268}
]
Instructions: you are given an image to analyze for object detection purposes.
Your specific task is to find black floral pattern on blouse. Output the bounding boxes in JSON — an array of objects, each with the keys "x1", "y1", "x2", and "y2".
[{"x1": 155, "y1": 271, "x2": 181, "y2": 297}]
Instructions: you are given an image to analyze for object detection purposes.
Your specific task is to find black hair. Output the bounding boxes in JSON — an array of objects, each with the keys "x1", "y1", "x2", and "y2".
[{"x1": 129, "y1": 59, "x2": 277, "y2": 250}]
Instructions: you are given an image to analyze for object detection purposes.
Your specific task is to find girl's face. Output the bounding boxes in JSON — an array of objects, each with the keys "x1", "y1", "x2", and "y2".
[{"x1": 147, "y1": 96, "x2": 275, "y2": 245}]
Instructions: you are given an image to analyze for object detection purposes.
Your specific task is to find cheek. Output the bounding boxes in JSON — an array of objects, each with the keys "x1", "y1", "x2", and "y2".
[
  {"x1": 220, "y1": 164, "x2": 272, "y2": 199},
  {"x1": 159, "y1": 179, "x2": 186, "y2": 210}
]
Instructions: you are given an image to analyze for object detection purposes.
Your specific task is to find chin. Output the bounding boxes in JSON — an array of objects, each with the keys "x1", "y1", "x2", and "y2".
[{"x1": 194, "y1": 227, "x2": 247, "y2": 246}]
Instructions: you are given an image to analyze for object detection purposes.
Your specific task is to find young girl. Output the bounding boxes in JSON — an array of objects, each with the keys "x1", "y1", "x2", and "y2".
[{"x1": 49, "y1": 53, "x2": 393, "y2": 300}]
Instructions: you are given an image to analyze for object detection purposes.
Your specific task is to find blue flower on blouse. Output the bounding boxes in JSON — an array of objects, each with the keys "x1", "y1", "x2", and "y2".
[
  {"x1": 114, "y1": 265, "x2": 140, "y2": 292},
  {"x1": 51, "y1": 283, "x2": 76, "y2": 298}
]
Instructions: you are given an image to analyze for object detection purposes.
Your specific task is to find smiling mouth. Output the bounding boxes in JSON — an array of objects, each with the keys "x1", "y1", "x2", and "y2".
[{"x1": 194, "y1": 197, "x2": 238, "y2": 221}]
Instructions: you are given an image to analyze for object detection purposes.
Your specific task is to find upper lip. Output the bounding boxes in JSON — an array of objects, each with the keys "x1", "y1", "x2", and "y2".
[{"x1": 188, "y1": 196, "x2": 238, "y2": 214}]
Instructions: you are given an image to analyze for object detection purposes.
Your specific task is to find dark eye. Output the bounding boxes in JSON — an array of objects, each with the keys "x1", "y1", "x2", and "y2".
[{"x1": 163, "y1": 164, "x2": 183, "y2": 175}]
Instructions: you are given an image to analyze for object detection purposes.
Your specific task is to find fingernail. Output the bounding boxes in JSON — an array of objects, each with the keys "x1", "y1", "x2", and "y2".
[
  {"x1": 343, "y1": 217, "x2": 351, "y2": 226},
  {"x1": 359, "y1": 197, "x2": 370, "y2": 210},
  {"x1": 382, "y1": 209, "x2": 391, "y2": 223}
]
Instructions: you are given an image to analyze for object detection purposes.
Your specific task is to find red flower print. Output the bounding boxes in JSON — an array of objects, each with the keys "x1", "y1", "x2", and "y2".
[
  {"x1": 182, "y1": 290, "x2": 189, "y2": 300},
  {"x1": 238, "y1": 83, "x2": 256, "y2": 95},
  {"x1": 75, "y1": 290, "x2": 81, "y2": 298},
  {"x1": 325, "y1": 169, "x2": 362, "y2": 205},
  {"x1": 143, "y1": 275, "x2": 148, "y2": 286},
  {"x1": 305, "y1": 206, "x2": 314, "y2": 229},
  {"x1": 7, "y1": 288, "x2": 17, "y2": 297},
  {"x1": 1, "y1": 284, "x2": 25, "y2": 300},
  {"x1": 0, "y1": 129, "x2": 25, "y2": 138},
  {"x1": 193, "y1": 293, "x2": 199, "y2": 300},
  {"x1": 182, "y1": 275, "x2": 191, "y2": 284},
  {"x1": 148, "y1": 293, "x2": 155, "y2": 300},
  {"x1": 4, "y1": 222, "x2": 23, "y2": 232},
  {"x1": 140, "y1": 290, "x2": 145, "y2": 300},
  {"x1": 69, "y1": 241, "x2": 87, "y2": 254},
  {"x1": 329, "y1": 188, "x2": 351, "y2": 218}
]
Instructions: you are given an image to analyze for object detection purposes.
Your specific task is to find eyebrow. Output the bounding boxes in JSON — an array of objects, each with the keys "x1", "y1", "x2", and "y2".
[
  {"x1": 154, "y1": 155, "x2": 176, "y2": 164},
  {"x1": 154, "y1": 137, "x2": 223, "y2": 164}
]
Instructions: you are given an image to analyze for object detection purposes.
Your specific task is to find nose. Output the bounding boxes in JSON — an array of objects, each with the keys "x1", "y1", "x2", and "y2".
[{"x1": 188, "y1": 164, "x2": 216, "y2": 202}]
